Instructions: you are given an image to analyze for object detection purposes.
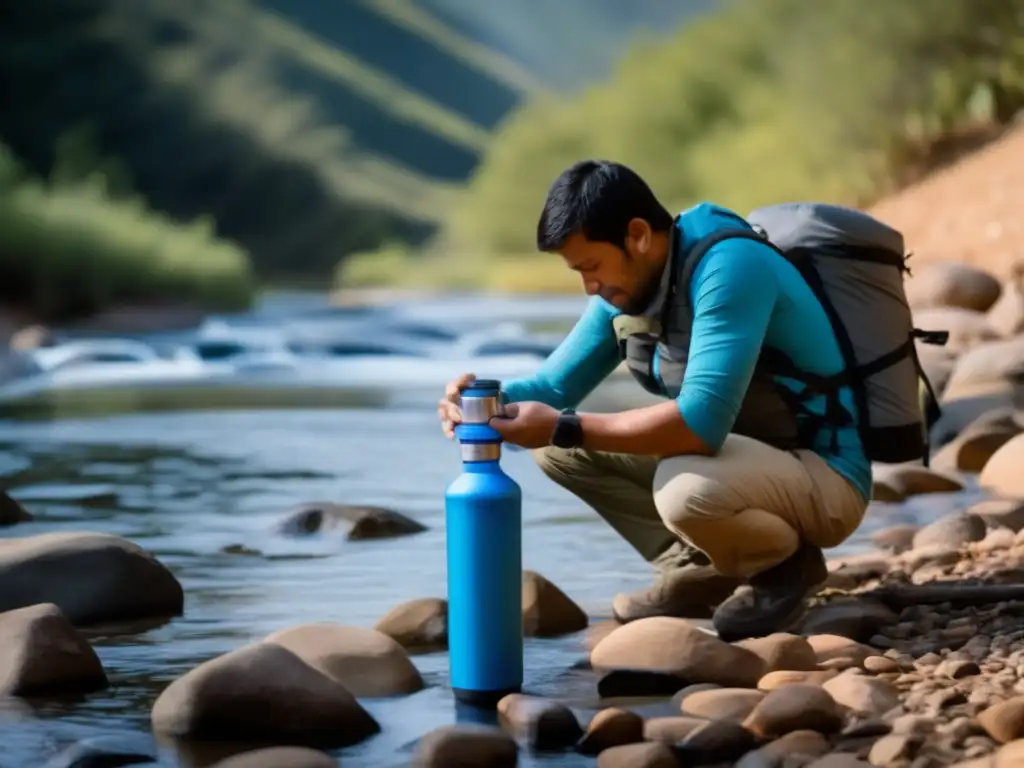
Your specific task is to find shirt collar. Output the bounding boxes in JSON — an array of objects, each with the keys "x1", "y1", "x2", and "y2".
[{"x1": 640, "y1": 218, "x2": 683, "y2": 317}]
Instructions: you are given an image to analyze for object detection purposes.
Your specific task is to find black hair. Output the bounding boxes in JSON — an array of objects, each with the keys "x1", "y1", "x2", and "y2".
[{"x1": 536, "y1": 160, "x2": 674, "y2": 252}]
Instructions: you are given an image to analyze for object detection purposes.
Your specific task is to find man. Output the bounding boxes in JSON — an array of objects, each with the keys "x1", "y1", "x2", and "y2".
[{"x1": 437, "y1": 159, "x2": 871, "y2": 641}]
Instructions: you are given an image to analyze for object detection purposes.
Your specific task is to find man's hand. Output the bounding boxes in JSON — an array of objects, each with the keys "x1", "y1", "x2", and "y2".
[
  {"x1": 438, "y1": 373, "x2": 476, "y2": 439},
  {"x1": 488, "y1": 401, "x2": 559, "y2": 449}
]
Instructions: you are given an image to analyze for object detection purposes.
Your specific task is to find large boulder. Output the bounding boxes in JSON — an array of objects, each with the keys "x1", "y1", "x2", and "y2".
[
  {"x1": 0, "y1": 532, "x2": 183, "y2": 625},
  {"x1": 276, "y1": 502, "x2": 426, "y2": 541},
  {"x1": 0, "y1": 490, "x2": 32, "y2": 527},
  {"x1": 151, "y1": 642, "x2": 379, "y2": 747},
  {"x1": 905, "y1": 261, "x2": 1001, "y2": 313},
  {"x1": 980, "y1": 432, "x2": 1024, "y2": 498}
]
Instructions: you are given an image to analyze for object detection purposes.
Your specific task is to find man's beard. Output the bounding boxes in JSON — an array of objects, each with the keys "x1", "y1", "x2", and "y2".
[{"x1": 619, "y1": 268, "x2": 665, "y2": 315}]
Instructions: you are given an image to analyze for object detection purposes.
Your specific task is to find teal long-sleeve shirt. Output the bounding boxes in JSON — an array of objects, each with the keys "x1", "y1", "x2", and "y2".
[{"x1": 502, "y1": 202, "x2": 872, "y2": 502}]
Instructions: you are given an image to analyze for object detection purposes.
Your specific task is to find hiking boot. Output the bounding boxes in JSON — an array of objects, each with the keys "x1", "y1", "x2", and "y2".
[
  {"x1": 710, "y1": 540, "x2": 829, "y2": 642},
  {"x1": 612, "y1": 542, "x2": 744, "y2": 623}
]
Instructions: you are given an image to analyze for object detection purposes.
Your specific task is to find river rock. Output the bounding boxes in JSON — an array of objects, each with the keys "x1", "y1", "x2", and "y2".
[
  {"x1": 758, "y1": 670, "x2": 839, "y2": 691},
  {"x1": 872, "y1": 525, "x2": 920, "y2": 554},
  {"x1": 680, "y1": 687, "x2": 765, "y2": 721},
  {"x1": 798, "y1": 598, "x2": 899, "y2": 642},
  {"x1": 823, "y1": 672, "x2": 900, "y2": 717},
  {"x1": 210, "y1": 747, "x2": 336, "y2": 767},
  {"x1": 0, "y1": 531, "x2": 183, "y2": 625},
  {"x1": 597, "y1": 669, "x2": 689, "y2": 698},
  {"x1": 981, "y1": 433, "x2": 1024, "y2": 498},
  {"x1": 912, "y1": 307, "x2": 1000, "y2": 353},
  {"x1": 735, "y1": 729, "x2": 831, "y2": 767},
  {"x1": 261, "y1": 622, "x2": 424, "y2": 697},
  {"x1": 978, "y1": 696, "x2": 1024, "y2": 743},
  {"x1": 589, "y1": 617, "x2": 765, "y2": 688},
  {"x1": 412, "y1": 724, "x2": 518, "y2": 768},
  {"x1": 970, "y1": 499, "x2": 1024, "y2": 534},
  {"x1": 931, "y1": 391, "x2": 1016, "y2": 448},
  {"x1": 0, "y1": 490, "x2": 31, "y2": 526},
  {"x1": 806, "y1": 635, "x2": 876, "y2": 667},
  {"x1": 373, "y1": 597, "x2": 448, "y2": 652},
  {"x1": 41, "y1": 733, "x2": 158, "y2": 768},
  {"x1": 576, "y1": 707, "x2": 644, "y2": 755},
  {"x1": 742, "y1": 683, "x2": 843, "y2": 738},
  {"x1": 522, "y1": 570, "x2": 587, "y2": 638},
  {"x1": 987, "y1": 267, "x2": 1024, "y2": 337},
  {"x1": 943, "y1": 337, "x2": 1024, "y2": 402},
  {"x1": 912, "y1": 512, "x2": 988, "y2": 551},
  {"x1": 150, "y1": 642, "x2": 379, "y2": 747},
  {"x1": 643, "y1": 716, "x2": 707, "y2": 743},
  {"x1": 674, "y1": 719, "x2": 761, "y2": 764},
  {"x1": 735, "y1": 633, "x2": 819, "y2": 672},
  {"x1": 276, "y1": 502, "x2": 427, "y2": 540},
  {"x1": 807, "y1": 756, "x2": 872, "y2": 768},
  {"x1": 871, "y1": 465, "x2": 963, "y2": 502},
  {"x1": 905, "y1": 261, "x2": 1002, "y2": 312},
  {"x1": 0, "y1": 603, "x2": 107, "y2": 696},
  {"x1": 930, "y1": 409, "x2": 1023, "y2": 473},
  {"x1": 597, "y1": 742, "x2": 677, "y2": 768},
  {"x1": 496, "y1": 693, "x2": 582, "y2": 751}
]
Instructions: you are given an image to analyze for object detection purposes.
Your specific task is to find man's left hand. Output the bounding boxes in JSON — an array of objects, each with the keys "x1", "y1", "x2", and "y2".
[{"x1": 489, "y1": 401, "x2": 559, "y2": 449}]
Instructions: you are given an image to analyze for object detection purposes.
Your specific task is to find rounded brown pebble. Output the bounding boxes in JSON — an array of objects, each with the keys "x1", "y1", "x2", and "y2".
[
  {"x1": 211, "y1": 748, "x2": 336, "y2": 768},
  {"x1": 978, "y1": 696, "x2": 1024, "y2": 743},
  {"x1": 742, "y1": 683, "x2": 844, "y2": 739},
  {"x1": 864, "y1": 656, "x2": 901, "y2": 674},
  {"x1": 597, "y1": 741, "x2": 678, "y2": 768},
  {"x1": 577, "y1": 708, "x2": 643, "y2": 755}
]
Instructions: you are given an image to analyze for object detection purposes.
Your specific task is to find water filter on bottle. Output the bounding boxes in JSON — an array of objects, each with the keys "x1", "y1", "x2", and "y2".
[{"x1": 444, "y1": 379, "x2": 524, "y2": 707}]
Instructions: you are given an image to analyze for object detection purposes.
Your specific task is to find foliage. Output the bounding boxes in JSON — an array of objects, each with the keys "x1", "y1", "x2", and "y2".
[
  {"x1": 438, "y1": 0, "x2": 1024, "y2": 260},
  {"x1": 0, "y1": 140, "x2": 254, "y2": 324}
]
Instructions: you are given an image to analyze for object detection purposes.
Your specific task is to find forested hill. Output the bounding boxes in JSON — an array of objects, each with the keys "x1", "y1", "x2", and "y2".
[{"x1": 0, "y1": 0, "x2": 715, "y2": 282}]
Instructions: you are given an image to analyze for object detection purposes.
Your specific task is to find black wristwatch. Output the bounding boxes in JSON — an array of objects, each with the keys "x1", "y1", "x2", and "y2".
[{"x1": 550, "y1": 408, "x2": 584, "y2": 448}]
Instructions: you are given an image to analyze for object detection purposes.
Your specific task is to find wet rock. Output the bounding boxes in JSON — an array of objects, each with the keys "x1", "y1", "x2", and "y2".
[
  {"x1": 522, "y1": 570, "x2": 588, "y2": 638},
  {"x1": 758, "y1": 669, "x2": 839, "y2": 691},
  {"x1": 276, "y1": 502, "x2": 427, "y2": 540},
  {"x1": 907, "y1": 262, "x2": 1001, "y2": 313},
  {"x1": 912, "y1": 307, "x2": 1000, "y2": 353},
  {"x1": 642, "y1": 716, "x2": 707, "y2": 743},
  {"x1": 0, "y1": 490, "x2": 32, "y2": 526},
  {"x1": 864, "y1": 656, "x2": 901, "y2": 674},
  {"x1": 209, "y1": 747, "x2": 336, "y2": 767},
  {"x1": 799, "y1": 598, "x2": 899, "y2": 642},
  {"x1": 735, "y1": 633, "x2": 819, "y2": 672},
  {"x1": 0, "y1": 603, "x2": 107, "y2": 696},
  {"x1": 978, "y1": 696, "x2": 1024, "y2": 743},
  {"x1": 584, "y1": 620, "x2": 620, "y2": 652},
  {"x1": 735, "y1": 730, "x2": 831, "y2": 768},
  {"x1": 576, "y1": 708, "x2": 644, "y2": 755},
  {"x1": 932, "y1": 392, "x2": 1016, "y2": 449},
  {"x1": 872, "y1": 525, "x2": 920, "y2": 554},
  {"x1": 597, "y1": 742, "x2": 677, "y2": 768},
  {"x1": 38, "y1": 733, "x2": 156, "y2": 768},
  {"x1": 261, "y1": 622, "x2": 424, "y2": 697},
  {"x1": 680, "y1": 687, "x2": 765, "y2": 721},
  {"x1": 970, "y1": 499, "x2": 1024, "y2": 533},
  {"x1": 670, "y1": 682, "x2": 723, "y2": 709},
  {"x1": 912, "y1": 512, "x2": 988, "y2": 551},
  {"x1": 806, "y1": 635, "x2": 876, "y2": 667},
  {"x1": 0, "y1": 532, "x2": 183, "y2": 625},
  {"x1": 597, "y1": 670, "x2": 688, "y2": 698},
  {"x1": 150, "y1": 642, "x2": 380, "y2": 748},
  {"x1": 412, "y1": 724, "x2": 517, "y2": 768},
  {"x1": 742, "y1": 683, "x2": 844, "y2": 738},
  {"x1": 373, "y1": 597, "x2": 448, "y2": 652},
  {"x1": 496, "y1": 693, "x2": 582, "y2": 751},
  {"x1": 674, "y1": 719, "x2": 761, "y2": 764},
  {"x1": 872, "y1": 465, "x2": 964, "y2": 502},
  {"x1": 823, "y1": 673, "x2": 900, "y2": 717},
  {"x1": 589, "y1": 617, "x2": 766, "y2": 688},
  {"x1": 981, "y1": 433, "x2": 1024, "y2": 499},
  {"x1": 806, "y1": 756, "x2": 872, "y2": 768}
]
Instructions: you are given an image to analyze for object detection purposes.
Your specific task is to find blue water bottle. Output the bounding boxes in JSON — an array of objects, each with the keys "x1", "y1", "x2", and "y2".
[{"x1": 445, "y1": 379, "x2": 523, "y2": 707}]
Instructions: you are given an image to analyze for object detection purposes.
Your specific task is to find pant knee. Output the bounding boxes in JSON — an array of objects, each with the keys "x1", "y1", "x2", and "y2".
[{"x1": 531, "y1": 445, "x2": 578, "y2": 481}]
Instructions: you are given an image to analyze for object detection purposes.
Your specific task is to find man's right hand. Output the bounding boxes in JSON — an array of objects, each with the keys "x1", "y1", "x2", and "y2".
[{"x1": 438, "y1": 373, "x2": 476, "y2": 439}]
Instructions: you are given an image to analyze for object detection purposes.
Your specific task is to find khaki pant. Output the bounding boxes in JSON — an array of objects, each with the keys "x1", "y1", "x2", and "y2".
[{"x1": 533, "y1": 434, "x2": 868, "y2": 578}]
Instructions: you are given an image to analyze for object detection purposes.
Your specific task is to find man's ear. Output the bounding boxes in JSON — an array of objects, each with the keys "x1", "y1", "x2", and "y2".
[{"x1": 626, "y1": 217, "x2": 653, "y2": 256}]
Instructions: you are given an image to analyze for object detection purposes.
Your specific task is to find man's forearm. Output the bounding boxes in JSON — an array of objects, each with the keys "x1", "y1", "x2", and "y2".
[{"x1": 577, "y1": 400, "x2": 714, "y2": 458}]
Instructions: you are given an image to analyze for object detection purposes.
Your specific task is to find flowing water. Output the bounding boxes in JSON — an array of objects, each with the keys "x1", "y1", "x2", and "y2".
[{"x1": 0, "y1": 293, "x2": 984, "y2": 767}]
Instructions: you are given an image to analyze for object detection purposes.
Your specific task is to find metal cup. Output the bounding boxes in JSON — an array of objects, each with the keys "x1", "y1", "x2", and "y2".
[{"x1": 459, "y1": 379, "x2": 503, "y2": 424}]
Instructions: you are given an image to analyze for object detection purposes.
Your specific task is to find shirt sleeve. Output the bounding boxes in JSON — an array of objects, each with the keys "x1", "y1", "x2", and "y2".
[
  {"x1": 502, "y1": 296, "x2": 622, "y2": 409},
  {"x1": 675, "y1": 239, "x2": 779, "y2": 452}
]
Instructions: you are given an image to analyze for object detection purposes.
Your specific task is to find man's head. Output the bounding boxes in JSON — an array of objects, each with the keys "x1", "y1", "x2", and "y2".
[{"x1": 537, "y1": 160, "x2": 674, "y2": 314}]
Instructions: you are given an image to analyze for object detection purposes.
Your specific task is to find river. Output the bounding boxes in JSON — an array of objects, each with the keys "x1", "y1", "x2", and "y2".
[{"x1": 0, "y1": 292, "x2": 981, "y2": 767}]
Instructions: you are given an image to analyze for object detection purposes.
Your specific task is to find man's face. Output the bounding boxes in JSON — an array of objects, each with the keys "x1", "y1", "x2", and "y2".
[{"x1": 558, "y1": 218, "x2": 668, "y2": 315}]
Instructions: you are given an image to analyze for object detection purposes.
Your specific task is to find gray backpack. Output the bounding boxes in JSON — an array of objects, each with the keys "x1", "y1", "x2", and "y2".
[{"x1": 688, "y1": 202, "x2": 949, "y2": 465}]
